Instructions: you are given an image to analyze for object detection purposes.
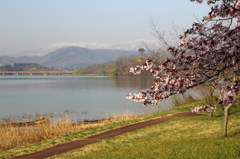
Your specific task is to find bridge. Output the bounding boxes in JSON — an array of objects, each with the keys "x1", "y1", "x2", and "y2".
[{"x1": 0, "y1": 71, "x2": 74, "y2": 76}]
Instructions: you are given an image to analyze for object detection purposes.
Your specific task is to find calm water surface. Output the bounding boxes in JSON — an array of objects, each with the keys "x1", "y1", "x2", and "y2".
[{"x1": 0, "y1": 76, "x2": 172, "y2": 120}]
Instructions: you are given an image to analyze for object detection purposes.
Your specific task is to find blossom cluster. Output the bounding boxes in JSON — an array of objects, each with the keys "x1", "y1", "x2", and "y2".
[
  {"x1": 126, "y1": 0, "x2": 240, "y2": 107},
  {"x1": 216, "y1": 81, "x2": 240, "y2": 105},
  {"x1": 190, "y1": 105, "x2": 217, "y2": 113}
]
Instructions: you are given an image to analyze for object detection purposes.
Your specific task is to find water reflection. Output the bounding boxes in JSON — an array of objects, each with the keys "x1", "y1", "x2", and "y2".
[
  {"x1": 0, "y1": 76, "x2": 169, "y2": 121},
  {"x1": 109, "y1": 76, "x2": 154, "y2": 91}
]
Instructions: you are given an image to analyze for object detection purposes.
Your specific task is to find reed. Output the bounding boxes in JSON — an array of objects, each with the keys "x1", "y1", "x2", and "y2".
[
  {"x1": 171, "y1": 93, "x2": 197, "y2": 107},
  {"x1": 170, "y1": 84, "x2": 217, "y2": 107},
  {"x1": 0, "y1": 110, "x2": 134, "y2": 151}
]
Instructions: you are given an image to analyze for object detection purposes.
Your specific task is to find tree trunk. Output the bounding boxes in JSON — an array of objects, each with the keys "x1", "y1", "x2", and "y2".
[
  {"x1": 221, "y1": 103, "x2": 232, "y2": 138},
  {"x1": 209, "y1": 87, "x2": 214, "y2": 105},
  {"x1": 209, "y1": 112, "x2": 213, "y2": 117},
  {"x1": 209, "y1": 87, "x2": 214, "y2": 117}
]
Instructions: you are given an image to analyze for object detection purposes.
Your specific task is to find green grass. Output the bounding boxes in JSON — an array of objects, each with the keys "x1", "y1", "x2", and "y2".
[
  {"x1": 49, "y1": 113, "x2": 240, "y2": 159},
  {"x1": 1, "y1": 99, "x2": 240, "y2": 159}
]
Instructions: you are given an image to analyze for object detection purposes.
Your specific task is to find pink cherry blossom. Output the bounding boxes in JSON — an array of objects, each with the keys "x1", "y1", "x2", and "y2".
[{"x1": 126, "y1": 0, "x2": 240, "y2": 112}]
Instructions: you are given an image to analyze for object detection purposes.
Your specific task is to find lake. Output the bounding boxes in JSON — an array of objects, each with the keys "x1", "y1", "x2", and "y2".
[{"x1": 0, "y1": 76, "x2": 173, "y2": 121}]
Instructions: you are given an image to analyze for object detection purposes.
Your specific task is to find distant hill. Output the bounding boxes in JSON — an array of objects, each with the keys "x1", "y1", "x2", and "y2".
[
  {"x1": 0, "y1": 47, "x2": 138, "y2": 69},
  {"x1": 0, "y1": 56, "x2": 26, "y2": 65},
  {"x1": 0, "y1": 63, "x2": 50, "y2": 71},
  {"x1": 14, "y1": 63, "x2": 50, "y2": 70},
  {"x1": 18, "y1": 56, "x2": 39, "y2": 61},
  {"x1": 29, "y1": 46, "x2": 138, "y2": 69}
]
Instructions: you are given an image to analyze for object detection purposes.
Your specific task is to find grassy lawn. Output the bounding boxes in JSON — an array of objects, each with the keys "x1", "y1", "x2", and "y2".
[
  {"x1": 49, "y1": 115, "x2": 240, "y2": 159},
  {"x1": 1, "y1": 99, "x2": 240, "y2": 159},
  {"x1": 48, "y1": 100, "x2": 240, "y2": 159},
  {"x1": 47, "y1": 102, "x2": 240, "y2": 159}
]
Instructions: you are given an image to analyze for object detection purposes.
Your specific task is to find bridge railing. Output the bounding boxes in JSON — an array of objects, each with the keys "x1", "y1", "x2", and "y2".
[{"x1": 0, "y1": 71, "x2": 74, "y2": 76}]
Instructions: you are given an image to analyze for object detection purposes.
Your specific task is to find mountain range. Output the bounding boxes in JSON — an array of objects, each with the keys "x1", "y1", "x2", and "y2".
[
  {"x1": 0, "y1": 47, "x2": 139, "y2": 69},
  {"x1": 11, "y1": 39, "x2": 159, "y2": 57},
  {"x1": 0, "y1": 39, "x2": 159, "y2": 69}
]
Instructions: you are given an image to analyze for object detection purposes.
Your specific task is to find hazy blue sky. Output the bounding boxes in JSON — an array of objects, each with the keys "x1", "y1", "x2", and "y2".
[{"x1": 0, "y1": 0, "x2": 210, "y2": 55}]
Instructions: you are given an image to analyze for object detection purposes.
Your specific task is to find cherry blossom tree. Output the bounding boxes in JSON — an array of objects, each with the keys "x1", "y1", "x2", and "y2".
[{"x1": 126, "y1": 0, "x2": 240, "y2": 137}]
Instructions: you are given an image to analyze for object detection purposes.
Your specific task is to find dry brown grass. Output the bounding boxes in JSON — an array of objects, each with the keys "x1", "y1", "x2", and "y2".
[
  {"x1": 0, "y1": 110, "x2": 134, "y2": 151},
  {"x1": 171, "y1": 93, "x2": 197, "y2": 107},
  {"x1": 171, "y1": 84, "x2": 219, "y2": 107}
]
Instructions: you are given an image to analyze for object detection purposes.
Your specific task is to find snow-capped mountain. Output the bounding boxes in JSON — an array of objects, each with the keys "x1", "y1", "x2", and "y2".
[{"x1": 12, "y1": 39, "x2": 159, "y2": 57}]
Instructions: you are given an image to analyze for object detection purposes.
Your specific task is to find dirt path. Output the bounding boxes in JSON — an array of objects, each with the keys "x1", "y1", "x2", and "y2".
[{"x1": 13, "y1": 112, "x2": 204, "y2": 159}]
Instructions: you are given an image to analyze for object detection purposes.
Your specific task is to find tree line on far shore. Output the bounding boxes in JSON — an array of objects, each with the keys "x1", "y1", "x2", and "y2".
[
  {"x1": 74, "y1": 48, "x2": 168, "y2": 76},
  {"x1": 0, "y1": 63, "x2": 53, "y2": 71}
]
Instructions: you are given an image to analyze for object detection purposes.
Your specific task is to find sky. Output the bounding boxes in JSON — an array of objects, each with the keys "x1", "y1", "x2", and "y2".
[{"x1": 0, "y1": 0, "x2": 210, "y2": 55}]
